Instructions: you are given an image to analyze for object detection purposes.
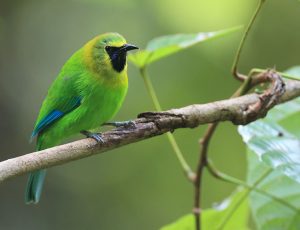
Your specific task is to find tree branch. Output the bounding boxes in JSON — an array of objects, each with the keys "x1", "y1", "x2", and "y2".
[{"x1": 0, "y1": 79, "x2": 299, "y2": 183}]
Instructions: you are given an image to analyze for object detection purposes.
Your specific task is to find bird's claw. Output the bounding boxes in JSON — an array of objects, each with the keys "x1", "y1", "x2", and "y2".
[{"x1": 80, "y1": 130, "x2": 104, "y2": 143}]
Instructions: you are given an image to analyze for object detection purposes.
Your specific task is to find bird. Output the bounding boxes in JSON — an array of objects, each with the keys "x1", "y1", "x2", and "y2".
[{"x1": 25, "y1": 33, "x2": 138, "y2": 204}]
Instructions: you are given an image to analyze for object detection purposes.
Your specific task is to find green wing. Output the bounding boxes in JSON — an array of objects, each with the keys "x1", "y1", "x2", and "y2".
[{"x1": 31, "y1": 74, "x2": 82, "y2": 138}]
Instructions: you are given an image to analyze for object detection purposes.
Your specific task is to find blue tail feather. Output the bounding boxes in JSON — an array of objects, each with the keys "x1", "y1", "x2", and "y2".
[{"x1": 25, "y1": 170, "x2": 46, "y2": 204}]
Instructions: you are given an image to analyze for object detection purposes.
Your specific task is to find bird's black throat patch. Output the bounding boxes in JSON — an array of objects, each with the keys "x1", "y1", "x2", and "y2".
[{"x1": 105, "y1": 46, "x2": 127, "y2": 72}]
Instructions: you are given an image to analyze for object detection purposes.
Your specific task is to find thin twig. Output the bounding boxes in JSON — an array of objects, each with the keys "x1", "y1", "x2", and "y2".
[
  {"x1": 217, "y1": 168, "x2": 272, "y2": 230},
  {"x1": 206, "y1": 161, "x2": 298, "y2": 212},
  {"x1": 193, "y1": 123, "x2": 218, "y2": 230},
  {"x1": 231, "y1": 0, "x2": 267, "y2": 81},
  {"x1": 250, "y1": 68, "x2": 300, "y2": 81},
  {"x1": 140, "y1": 68, "x2": 162, "y2": 111},
  {"x1": 139, "y1": 68, "x2": 195, "y2": 180}
]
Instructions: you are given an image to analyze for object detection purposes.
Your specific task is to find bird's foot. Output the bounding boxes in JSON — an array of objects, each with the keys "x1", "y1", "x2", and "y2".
[
  {"x1": 104, "y1": 120, "x2": 136, "y2": 129},
  {"x1": 80, "y1": 130, "x2": 104, "y2": 143}
]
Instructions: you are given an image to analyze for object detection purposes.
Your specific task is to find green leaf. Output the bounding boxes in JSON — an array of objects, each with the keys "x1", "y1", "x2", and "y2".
[
  {"x1": 239, "y1": 119, "x2": 300, "y2": 183},
  {"x1": 266, "y1": 98, "x2": 300, "y2": 122},
  {"x1": 282, "y1": 66, "x2": 300, "y2": 80},
  {"x1": 279, "y1": 110, "x2": 300, "y2": 137},
  {"x1": 247, "y1": 150, "x2": 300, "y2": 230},
  {"x1": 271, "y1": 98, "x2": 300, "y2": 138},
  {"x1": 160, "y1": 189, "x2": 249, "y2": 230},
  {"x1": 129, "y1": 26, "x2": 242, "y2": 68}
]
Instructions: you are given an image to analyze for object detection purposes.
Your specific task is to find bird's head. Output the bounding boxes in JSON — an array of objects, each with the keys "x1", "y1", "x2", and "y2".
[{"x1": 86, "y1": 33, "x2": 138, "y2": 73}]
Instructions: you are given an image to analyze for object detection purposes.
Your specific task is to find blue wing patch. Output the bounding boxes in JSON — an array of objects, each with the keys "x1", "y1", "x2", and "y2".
[
  {"x1": 31, "y1": 110, "x2": 64, "y2": 138},
  {"x1": 31, "y1": 96, "x2": 81, "y2": 139}
]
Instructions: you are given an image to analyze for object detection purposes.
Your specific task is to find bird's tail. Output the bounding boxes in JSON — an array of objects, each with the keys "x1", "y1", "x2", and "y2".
[
  {"x1": 25, "y1": 169, "x2": 47, "y2": 204},
  {"x1": 25, "y1": 135, "x2": 49, "y2": 204}
]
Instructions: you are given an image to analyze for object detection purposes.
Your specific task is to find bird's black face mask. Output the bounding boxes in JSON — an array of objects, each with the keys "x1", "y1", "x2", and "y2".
[{"x1": 105, "y1": 44, "x2": 138, "y2": 72}]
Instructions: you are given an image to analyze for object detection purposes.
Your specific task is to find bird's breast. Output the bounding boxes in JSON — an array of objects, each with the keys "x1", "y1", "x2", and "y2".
[{"x1": 78, "y1": 72, "x2": 128, "y2": 129}]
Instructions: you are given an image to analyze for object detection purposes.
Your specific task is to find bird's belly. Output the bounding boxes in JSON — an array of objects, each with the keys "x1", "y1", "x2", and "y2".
[{"x1": 70, "y1": 84, "x2": 127, "y2": 132}]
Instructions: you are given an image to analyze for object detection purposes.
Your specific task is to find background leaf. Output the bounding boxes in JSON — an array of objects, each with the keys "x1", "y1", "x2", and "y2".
[
  {"x1": 239, "y1": 119, "x2": 300, "y2": 183},
  {"x1": 160, "y1": 188, "x2": 249, "y2": 230},
  {"x1": 282, "y1": 66, "x2": 300, "y2": 80},
  {"x1": 128, "y1": 26, "x2": 242, "y2": 68},
  {"x1": 247, "y1": 150, "x2": 300, "y2": 230}
]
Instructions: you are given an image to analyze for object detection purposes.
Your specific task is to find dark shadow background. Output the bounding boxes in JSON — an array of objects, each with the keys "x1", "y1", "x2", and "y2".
[{"x1": 0, "y1": 0, "x2": 299, "y2": 229}]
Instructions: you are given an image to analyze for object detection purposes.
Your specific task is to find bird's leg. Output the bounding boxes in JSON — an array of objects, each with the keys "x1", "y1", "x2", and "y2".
[
  {"x1": 103, "y1": 120, "x2": 136, "y2": 129},
  {"x1": 80, "y1": 130, "x2": 104, "y2": 143}
]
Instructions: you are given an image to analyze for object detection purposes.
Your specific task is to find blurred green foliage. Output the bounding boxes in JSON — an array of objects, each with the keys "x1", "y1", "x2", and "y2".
[
  {"x1": 0, "y1": 0, "x2": 299, "y2": 229},
  {"x1": 161, "y1": 188, "x2": 249, "y2": 230}
]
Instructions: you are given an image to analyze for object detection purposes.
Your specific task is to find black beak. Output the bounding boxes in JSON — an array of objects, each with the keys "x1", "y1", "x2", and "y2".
[{"x1": 121, "y1": 44, "x2": 139, "y2": 52}]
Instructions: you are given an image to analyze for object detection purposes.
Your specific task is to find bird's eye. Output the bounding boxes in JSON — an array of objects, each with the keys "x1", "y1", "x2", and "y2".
[
  {"x1": 105, "y1": 46, "x2": 117, "y2": 52},
  {"x1": 105, "y1": 46, "x2": 112, "y2": 52},
  {"x1": 105, "y1": 46, "x2": 120, "y2": 55}
]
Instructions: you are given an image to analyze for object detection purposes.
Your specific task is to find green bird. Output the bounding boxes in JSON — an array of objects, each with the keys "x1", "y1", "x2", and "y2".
[{"x1": 26, "y1": 33, "x2": 138, "y2": 204}]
